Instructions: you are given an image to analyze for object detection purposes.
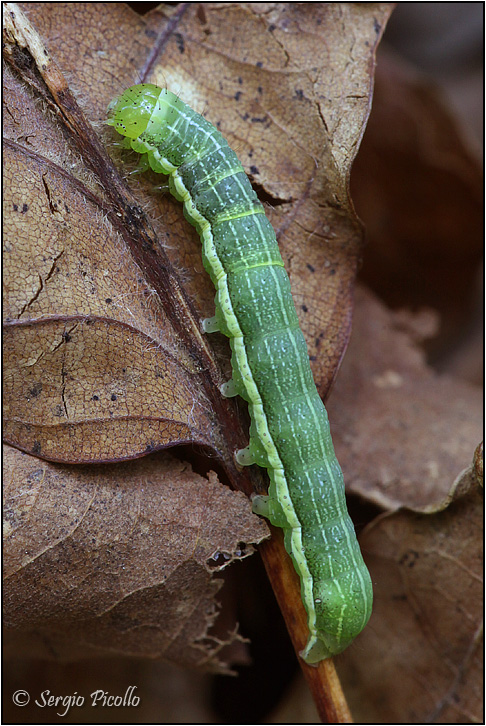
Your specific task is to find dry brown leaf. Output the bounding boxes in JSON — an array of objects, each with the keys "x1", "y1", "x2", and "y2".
[
  {"x1": 337, "y1": 478, "x2": 483, "y2": 723},
  {"x1": 3, "y1": 4, "x2": 242, "y2": 471},
  {"x1": 3, "y1": 444, "x2": 268, "y2": 670},
  {"x1": 328, "y1": 286, "x2": 482, "y2": 511}
]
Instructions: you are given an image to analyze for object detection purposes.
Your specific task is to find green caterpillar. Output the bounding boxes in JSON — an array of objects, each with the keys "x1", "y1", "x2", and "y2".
[{"x1": 107, "y1": 84, "x2": 372, "y2": 663}]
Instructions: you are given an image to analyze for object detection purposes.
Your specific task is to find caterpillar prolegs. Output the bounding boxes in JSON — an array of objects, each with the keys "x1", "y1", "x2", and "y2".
[{"x1": 107, "y1": 84, "x2": 373, "y2": 663}]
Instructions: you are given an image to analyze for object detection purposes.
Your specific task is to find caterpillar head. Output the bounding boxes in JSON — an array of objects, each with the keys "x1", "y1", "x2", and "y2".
[{"x1": 107, "y1": 84, "x2": 161, "y2": 139}]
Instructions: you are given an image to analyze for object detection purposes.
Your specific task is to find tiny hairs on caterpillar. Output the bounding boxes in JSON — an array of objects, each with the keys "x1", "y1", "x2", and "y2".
[{"x1": 107, "y1": 84, "x2": 373, "y2": 663}]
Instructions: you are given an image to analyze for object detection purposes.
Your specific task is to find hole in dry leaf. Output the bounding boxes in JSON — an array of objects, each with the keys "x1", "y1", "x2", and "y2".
[
  {"x1": 207, "y1": 551, "x2": 232, "y2": 570},
  {"x1": 249, "y1": 180, "x2": 290, "y2": 208},
  {"x1": 234, "y1": 542, "x2": 249, "y2": 558}
]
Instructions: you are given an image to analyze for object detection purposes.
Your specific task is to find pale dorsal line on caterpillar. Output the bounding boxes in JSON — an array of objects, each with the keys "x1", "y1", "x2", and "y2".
[{"x1": 107, "y1": 84, "x2": 373, "y2": 664}]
